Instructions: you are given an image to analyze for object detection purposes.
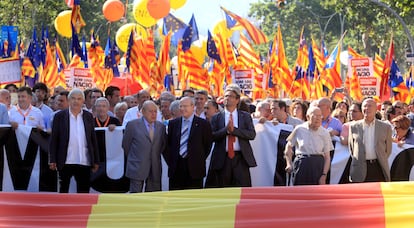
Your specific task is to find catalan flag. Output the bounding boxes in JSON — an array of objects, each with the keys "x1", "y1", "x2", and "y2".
[
  {"x1": 238, "y1": 34, "x2": 264, "y2": 99},
  {"x1": 88, "y1": 34, "x2": 106, "y2": 90},
  {"x1": 177, "y1": 42, "x2": 208, "y2": 91},
  {"x1": 158, "y1": 32, "x2": 172, "y2": 84},
  {"x1": 215, "y1": 32, "x2": 236, "y2": 67},
  {"x1": 380, "y1": 38, "x2": 394, "y2": 101},
  {"x1": 291, "y1": 29, "x2": 310, "y2": 99},
  {"x1": 349, "y1": 66, "x2": 364, "y2": 101},
  {"x1": 221, "y1": 6, "x2": 268, "y2": 45},
  {"x1": 41, "y1": 41, "x2": 60, "y2": 89},
  {"x1": 71, "y1": 0, "x2": 86, "y2": 34},
  {"x1": 374, "y1": 54, "x2": 384, "y2": 79},
  {"x1": 270, "y1": 25, "x2": 291, "y2": 95}
]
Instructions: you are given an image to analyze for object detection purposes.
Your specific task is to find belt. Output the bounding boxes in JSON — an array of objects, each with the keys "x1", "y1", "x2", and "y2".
[
  {"x1": 226, "y1": 150, "x2": 241, "y2": 154},
  {"x1": 296, "y1": 154, "x2": 323, "y2": 158},
  {"x1": 366, "y1": 159, "x2": 378, "y2": 164}
]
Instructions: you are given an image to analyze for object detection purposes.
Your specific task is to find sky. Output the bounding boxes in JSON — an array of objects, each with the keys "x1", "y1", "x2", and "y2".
[
  {"x1": 172, "y1": 0, "x2": 260, "y2": 35},
  {"x1": 133, "y1": 0, "x2": 260, "y2": 36}
]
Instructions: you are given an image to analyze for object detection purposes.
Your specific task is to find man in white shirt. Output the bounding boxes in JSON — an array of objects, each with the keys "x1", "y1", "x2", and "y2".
[
  {"x1": 49, "y1": 88, "x2": 100, "y2": 193},
  {"x1": 9, "y1": 87, "x2": 44, "y2": 130}
]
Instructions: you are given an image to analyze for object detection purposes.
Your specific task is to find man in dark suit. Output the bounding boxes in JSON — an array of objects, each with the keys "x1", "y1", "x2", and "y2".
[
  {"x1": 49, "y1": 88, "x2": 100, "y2": 193},
  {"x1": 123, "y1": 100, "x2": 167, "y2": 192},
  {"x1": 165, "y1": 96, "x2": 212, "y2": 190},
  {"x1": 209, "y1": 84, "x2": 256, "y2": 187}
]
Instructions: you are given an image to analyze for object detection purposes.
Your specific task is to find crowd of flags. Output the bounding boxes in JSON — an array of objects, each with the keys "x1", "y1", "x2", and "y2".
[{"x1": 1, "y1": 1, "x2": 413, "y2": 103}]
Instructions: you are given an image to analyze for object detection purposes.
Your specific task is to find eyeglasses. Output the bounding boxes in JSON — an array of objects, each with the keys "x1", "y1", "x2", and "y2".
[
  {"x1": 394, "y1": 126, "x2": 402, "y2": 130},
  {"x1": 394, "y1": 106, "x2": 403, "y2": 109},
  {"x1": 349, "y1": 110, "x2": 361, "y2": 113}
]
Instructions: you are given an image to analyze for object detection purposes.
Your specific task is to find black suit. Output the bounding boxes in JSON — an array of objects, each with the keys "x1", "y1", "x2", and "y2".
[
  {"x1": 165, "y1": 115, "x2": 212, "y2": 190},
  {"x1": 208, "y1": 110, "x2": 256, "y2": 187},
  {"x1": 49, "y1": 109, "x2": 99, "y2": 193}
]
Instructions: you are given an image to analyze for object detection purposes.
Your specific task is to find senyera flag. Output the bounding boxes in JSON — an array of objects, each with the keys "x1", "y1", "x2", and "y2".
[{"x1": 0, "y1": 182, "x2": 413, "y2": 227}]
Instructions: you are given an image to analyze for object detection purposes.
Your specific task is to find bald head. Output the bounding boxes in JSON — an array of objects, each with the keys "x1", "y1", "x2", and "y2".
[{"x1": 317, "y1": 97, "x2": 332, "y2": 118}]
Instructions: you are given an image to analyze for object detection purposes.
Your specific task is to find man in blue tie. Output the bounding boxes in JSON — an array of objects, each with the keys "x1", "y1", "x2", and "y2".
[{"x1": 165, "y1": 96, "x2": 212, "y2": 190}]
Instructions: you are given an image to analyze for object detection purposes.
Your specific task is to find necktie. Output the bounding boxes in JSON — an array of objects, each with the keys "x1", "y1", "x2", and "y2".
[
  {"x1": 179, "y1": 119, "x2": 189, "y2": 157},
  {"x1": 149, "y1": 124, "x2": 154, "y2": 142},
  {"x1": 228, "y1": 113, "x2": 235, "y2": 159}
]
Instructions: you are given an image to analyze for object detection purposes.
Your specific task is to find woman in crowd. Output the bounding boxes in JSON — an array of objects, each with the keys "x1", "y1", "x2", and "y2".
[
  {"x1": 114, "y1": 102, "x2": 128, "y2": 125},
  {"x1": 290, "y1": 100, "x2": 308, "y2": 121},
  {"x1": 391, "y1": 115, "x2": 414, "y2": 146},
  {"x1": 331, "y1": 108, "x2": 347, "y2": 124},
  {"x1": 340, "y1": 102, "x2": 363, "y2": 145}
]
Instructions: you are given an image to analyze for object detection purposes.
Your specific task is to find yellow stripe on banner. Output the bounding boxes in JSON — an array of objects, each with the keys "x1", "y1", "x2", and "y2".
[
  {"x1": 381, "y1": 182, "x2": 414, "y2": 228},
  {"x1": 87, "y1": 188, "x2": 241, "y2": 227}
]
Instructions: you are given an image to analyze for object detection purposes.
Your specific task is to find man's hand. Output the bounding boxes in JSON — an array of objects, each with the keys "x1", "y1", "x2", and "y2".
[
  {"x1": 227, "y1": 117, "x2": 234, "y2": 133},
  {"x1": 319, "y1": 174, "x2": 327, "y2": 185},
  {"x1": 108, "y1": 124, "x2": 116, "y2": 132},
  {"x1": 10, "y1": 121, "x2": 18, "y2": 130},
  {"x1": 285, "y1": 162, "x2": 293, "y2": 173},
  {"x1": 258, "y1": 117, "x2": 267, "y2": 124},
  {"x1": 49, "y1": 163, "x2": 57, "y2": 171},
  {"x1": 92, "y1": 164, "x2": 99, "y2": 172}
]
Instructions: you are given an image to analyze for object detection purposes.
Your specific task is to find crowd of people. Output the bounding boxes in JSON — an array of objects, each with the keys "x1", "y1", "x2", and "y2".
[{"x1": 0, "y1": 83, "x2": 413, "y2": 193}]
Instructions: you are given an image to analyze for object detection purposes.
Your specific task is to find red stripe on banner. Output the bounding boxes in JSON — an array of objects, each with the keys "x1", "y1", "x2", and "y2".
[
  {"x1": 0, "y1": 193, "x2": 98, "y2": 227},
  {"x1": 235, "y1": 183, "x2": 386, "y2": 228}
]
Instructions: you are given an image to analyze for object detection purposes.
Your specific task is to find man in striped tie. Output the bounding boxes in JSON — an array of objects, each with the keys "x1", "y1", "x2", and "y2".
[{"x1": 165, "y1": 96, "x2": 212, "y2": 190}]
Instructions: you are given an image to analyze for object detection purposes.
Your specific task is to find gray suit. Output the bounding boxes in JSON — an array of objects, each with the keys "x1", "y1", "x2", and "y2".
[
  {"x1": 122, "y1": 118, "x2": 167, "y2": 192},
  {"x1": 348, "y1": 119, "x2": 392, "y2": 182}
]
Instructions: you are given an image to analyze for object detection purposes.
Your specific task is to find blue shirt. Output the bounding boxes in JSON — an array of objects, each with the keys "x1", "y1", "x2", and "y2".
[
  {"x1": 142, "y1": 117, "x2": 155, "y2": 134},
  {"x1": 322, "y1": 116, "x2": 342, "y2": 134}
]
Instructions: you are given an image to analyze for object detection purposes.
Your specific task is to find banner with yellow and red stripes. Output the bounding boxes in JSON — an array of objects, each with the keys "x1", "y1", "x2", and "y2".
[{"x1": 1, "y1": 182, "x2": 414, "y2": 227}]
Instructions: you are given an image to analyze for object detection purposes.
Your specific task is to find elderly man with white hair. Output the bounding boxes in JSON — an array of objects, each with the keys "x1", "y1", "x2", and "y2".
[
  {"x1": 94, "y1": 97, "x2": 121, "y2": 130},
  {"x1": 49, "y1": 88, "x2": 100, "y2": 193},
  {"x1": 252, "y1": 100, "x2": 272, "y2": 122},
  {"x1": 284, "y1": 106, "x2": 333, "y2": 186}
]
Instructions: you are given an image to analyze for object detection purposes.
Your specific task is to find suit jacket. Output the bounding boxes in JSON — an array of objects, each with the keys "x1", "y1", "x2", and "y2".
[
  {"x1": 0, "y1": 103, "x2": 8, "y2": 124},
  {"x1": 210, "y1": 110, "x2": 257, "y2": 170},
  {"x1": 123, "y1": 118, "x2": 167, "y2": 181},
  {"x1": 348, "y1": 119, "x2": 392, "y2": 182},
  {"x1": 165, "y1": 116, "x2": 212, "y2": 179},
  {"x1": 49, "y1": 109, "x2": 100, "y2": 171}
]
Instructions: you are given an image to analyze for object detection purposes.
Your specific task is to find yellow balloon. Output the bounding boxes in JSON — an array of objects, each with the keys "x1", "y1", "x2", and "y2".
[
  {"x1": 170, "y1": 0, "x2": 187, "y2": 10},
  {"x1": 133, "y1": 0, "x2": 157, "y2": 28},
  {"x1": 190, "y1": 45, "x2": 205, "y2": 65},
  {"x1": 213, "y1": 20, "x2": 233, "y2": 39},
  {"x1": 116, "y1": 23, "x2": 148, "y2": 52},
  {"x1": 54, "y1": 10, "x2": 72, "y2": 38}
]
